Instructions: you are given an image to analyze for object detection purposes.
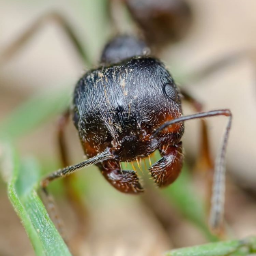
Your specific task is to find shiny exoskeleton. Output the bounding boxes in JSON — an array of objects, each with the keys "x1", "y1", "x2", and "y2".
[{"x1": 72, "y1": 35, "x2": 184, "y2": 193}]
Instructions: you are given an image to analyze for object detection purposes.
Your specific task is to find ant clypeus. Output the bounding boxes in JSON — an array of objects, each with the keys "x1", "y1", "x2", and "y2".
[{"x1": 1, "y1": 0, "x2": 234, "y2": 247}]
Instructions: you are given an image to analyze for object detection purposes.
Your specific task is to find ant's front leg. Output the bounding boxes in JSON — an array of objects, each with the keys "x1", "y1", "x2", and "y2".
[
  {"x1": 98, "y1": 159, "x2": 144, "y2": 194},
  {"x1": 149, "y1": 142, "x2": 183, "y2": 187},
  {"x1": 181, "y1": 88, "x2": 215, "y2": 219},
  {"x1": 57, "y1": 110, "x2": 90, "y2": 238},
  {"x1": 42, "y1": 110, "x2": 91, "y2": 253}
]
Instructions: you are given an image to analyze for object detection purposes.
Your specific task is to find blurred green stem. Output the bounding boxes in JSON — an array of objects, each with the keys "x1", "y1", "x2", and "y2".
[
  {"x1": 165, "y1": 236, "x2": 256, "y2": 256},
  {"x1": 0, "y1": 141, "x2": 71, "y2": 256}
]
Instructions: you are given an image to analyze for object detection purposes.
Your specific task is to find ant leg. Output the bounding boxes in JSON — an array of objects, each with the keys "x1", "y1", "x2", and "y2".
[
  {"x1": 57, "y1": 110, "x2": 91, "y2": 241},
  {"x1": 181, "y1": 89, "x2": 218, "y2": 227},
  {"x1": 106, "y1": 0, "x2": 119, "y2": 33},
  {"x1": 180, "y1": 88, "x2": 203, "y2": 112},
  {"x1": 181, "y1": 88, "x2": 214, "y2": 172},
  {"x1": 149, "y1": 142, "x2": 183, "y2": 187},
  {"x1": 0, "y1": 12, "x2": 92, "y2": 67},
  {"x1": 187, "y1": 50, "x2": 246, "y2": 82},
  {"x1": 39, "y1": 111, "x2": 74, "y2": 242},
  {"x1": 58, "y1": 110, "x2": 71, "y2": 168},
  {"x1": 107, "y1": 0, "x2": 137, "y2": 34},
  {"x1": 40, "y1": 181, "x2": 67, "y2": 242},
  {"x1": 154, "y1": 109, "x2": 232, "y2": 232},
  {"x1": 55, "y1": 110, "x2": 96, "y2": 252},
  {"x1": 98, "y1": 159, "x2": 144, "y2": 194}
]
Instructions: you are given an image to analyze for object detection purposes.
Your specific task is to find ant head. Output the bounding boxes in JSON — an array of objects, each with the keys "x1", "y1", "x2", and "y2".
[
  {"x1": 72, "y1": 57, "x2": 183, "y2": 160},
  {"x1": 125, "y1": 0, "x2": 193, "y2": 49},
  {"x1": 100, "y1": 35, "x2": 150, "y2": 64}
]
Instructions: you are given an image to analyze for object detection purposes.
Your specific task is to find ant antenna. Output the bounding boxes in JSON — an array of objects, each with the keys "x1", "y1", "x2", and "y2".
[
  {"x1": 153, "y1": 109, "x2": 232, "y2": 231},
  {"x1": 41, "y1": 148, "x2": 114, "y2": 188}
]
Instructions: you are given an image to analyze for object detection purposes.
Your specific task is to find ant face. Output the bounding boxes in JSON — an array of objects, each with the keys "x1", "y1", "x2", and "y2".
[{"x1": 72, "y1": 54, "x2": 184, "y2": 193}]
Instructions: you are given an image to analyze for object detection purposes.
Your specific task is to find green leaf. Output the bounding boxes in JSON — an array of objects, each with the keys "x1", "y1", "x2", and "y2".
[
  {"x1": 0, "y1": 142, "x2": 71, "y2": 256},
  {"x1": 165, "y1": 236, "x2": 256, "y2": 256}
]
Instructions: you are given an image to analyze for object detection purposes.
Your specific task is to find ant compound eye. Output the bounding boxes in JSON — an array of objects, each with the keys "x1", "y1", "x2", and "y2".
[{"x1": 163, "y1": 83, "x2": 178, "y2": 102}]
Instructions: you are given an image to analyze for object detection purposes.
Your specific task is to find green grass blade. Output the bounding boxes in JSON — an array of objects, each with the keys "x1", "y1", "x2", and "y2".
[
  {"x1": 0, "y1": 87, "x2": 71, "y2": 140},
  {"x1": 165, "y1": 236, "x2": 256, "y2": 256},
  {"x1": 0, "y1": 142, "x2": 71, "y2": 256}
]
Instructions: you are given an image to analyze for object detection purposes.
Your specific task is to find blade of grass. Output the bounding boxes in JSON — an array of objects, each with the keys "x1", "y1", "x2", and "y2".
[
  {"x1": 0, "y1": 141, "x2": 71, "y2": 256},
  {"x1": 164, "y1": 236, "x2": 256, "y2": 256}
]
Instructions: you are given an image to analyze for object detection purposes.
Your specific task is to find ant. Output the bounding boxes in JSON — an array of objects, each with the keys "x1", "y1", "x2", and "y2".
[
  {"x1": 0, "y1": 0, "x2": 235, "y2": 245},
  {"x1": 39, "y1": 34, "x2": 232, "y2": 232}
]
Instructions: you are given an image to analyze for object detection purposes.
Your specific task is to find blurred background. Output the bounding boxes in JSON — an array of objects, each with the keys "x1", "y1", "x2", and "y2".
[{"x1": 0, "y1": 0, "x2": 256, "y2": 255}]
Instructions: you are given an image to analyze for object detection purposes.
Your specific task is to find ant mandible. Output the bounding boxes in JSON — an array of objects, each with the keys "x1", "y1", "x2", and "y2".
[{"x1": 39, "y1": 34, "x2": 232, "y2": 231}]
